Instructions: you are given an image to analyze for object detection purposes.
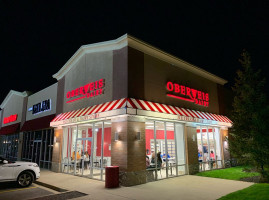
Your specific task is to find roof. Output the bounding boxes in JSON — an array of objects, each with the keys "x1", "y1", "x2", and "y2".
[
  {"x1": 0, "y1": 90, "x2": 29, "y2": 109},
  {"x1": 52, "y1": 34, "x2": 227, "y2": 85}
]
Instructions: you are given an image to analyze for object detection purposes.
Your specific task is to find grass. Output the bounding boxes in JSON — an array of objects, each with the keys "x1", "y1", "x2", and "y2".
[
  {"x1": 218, "y1": 183, "x2": 269, "y2": 200},
  {"x1": 196, "y1": 166, "x2": 260, "y2": 180}
]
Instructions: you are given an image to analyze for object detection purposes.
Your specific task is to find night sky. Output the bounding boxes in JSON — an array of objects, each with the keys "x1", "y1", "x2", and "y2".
[{"x1": 1, "y1": 1, "x2": 268, "y2": 103}]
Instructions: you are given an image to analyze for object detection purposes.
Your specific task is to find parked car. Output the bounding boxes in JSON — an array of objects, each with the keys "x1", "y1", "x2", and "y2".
[{"x1": 0, "y1": 157, "x2": 40, "y2": 187}]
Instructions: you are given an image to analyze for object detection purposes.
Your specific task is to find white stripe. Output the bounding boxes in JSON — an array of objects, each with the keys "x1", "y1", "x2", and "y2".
[
  {"x1": 181, "y1": 108, "x2": 192, "y2": 117},
  {"x1": 105, "y1": 100, "x2": 118, "y2": 111},
  {"x1": 85, "y1": 105, "x2": 98, "y2": 115},
  {"x1": 140, "y1": 100, "x2": 150, "y2": 111},
  {"x1": 113, "y1": 98, "x2": 125, "y2": 109},
  {"x1": 131, "y1": 99, "x2": 143, "y2": 110},
  {"x1": 175, "y1": 107, "x2": 186, "y2": 116},
  {"x1": 91, "y1": 104, "x2": 103, "y2": 114},
  {"x1": 186, "y1": 109, "x2": 196, "y2": 117},
  {"x1": 201, "y1": 112, "x2": 212, "y2": 120},
  {"x1": 147, "y1": 101, "x2": 159, "y2": 112},
  {"x1": 73, "y1": 108, "x2": 86, "y2": 117},
  {"x1": 192, "y1": 110, "x2": 203, "y2": 119},
  {"x1": 168, "y1": 105, "x2": 178, "y2": 115},
  {"x1": 155, "y1": 103, "x2": 166, "y2": 113},
  {"x1": 218, "y1": 115, "x2": 227, "y2": 122},
  {"x1": 207, "y1": 112, "x2": 218, "y2": 121},
  {"x1": 98, "y1": 102, "x2": 109, "y2": 112},
  {"x1": 163, "y1": 104, "x2": 173, "y2": 114},
  {"x1": 203, "y1": 112, "x2": 214, "y2": 120},
  {"x1": 69, "y1": 109, "x2": 82, "y2": 118},
  {"x1": 196, "y1": 111, "x2": 207, "y2": 119}
]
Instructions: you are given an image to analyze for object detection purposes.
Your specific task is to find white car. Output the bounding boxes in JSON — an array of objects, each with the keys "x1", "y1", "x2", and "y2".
[{"x1": 0, "y1": 157, "x2": 40, "y2": 187}]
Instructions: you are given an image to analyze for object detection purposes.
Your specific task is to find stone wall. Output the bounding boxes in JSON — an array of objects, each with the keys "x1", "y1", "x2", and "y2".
[
  {"x1": 51, "y1": 128, "x2": 63, "y2": 173},
  {"x1": 186, "y1": 126, "x2": 199, "y2": 174},
  {"x1": 111, "y1": 119, "x2": 146, "y2": 186}
]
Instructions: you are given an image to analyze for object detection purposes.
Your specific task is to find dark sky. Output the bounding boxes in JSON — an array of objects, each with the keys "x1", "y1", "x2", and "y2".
[{"x1": 1, "y1": 1, "x2": 268, "y2": 103}]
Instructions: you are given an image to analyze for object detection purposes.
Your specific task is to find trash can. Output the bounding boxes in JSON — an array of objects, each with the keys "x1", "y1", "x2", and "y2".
[{"x1": 105, "y1": 166, "x2": 119, "y2": 188}]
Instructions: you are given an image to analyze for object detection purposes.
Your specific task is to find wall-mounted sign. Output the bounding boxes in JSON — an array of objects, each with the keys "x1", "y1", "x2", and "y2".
[
  {"x1": 66, "y1": 79, "x2": 105, "y2": 103},
  {"x1": 3, "y1": 114, "x2": 18, "y2": 124},
  {"x1": 166, "y1": 81, "x2": 209, "y2": 107},
  {"x1": 31, "y1": 99, "x2": 51, "y2": 115}
]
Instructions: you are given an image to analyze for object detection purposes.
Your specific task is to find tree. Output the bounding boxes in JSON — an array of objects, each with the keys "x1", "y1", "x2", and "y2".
[{"x1": 230, "y1": 49, "x2": 269, "y2": 180}]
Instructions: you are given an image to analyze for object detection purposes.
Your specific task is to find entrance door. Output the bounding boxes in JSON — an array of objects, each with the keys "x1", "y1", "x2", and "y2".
[
  {"x1": 75, "y1": 138, "x2": 92, "y2": 177},
  {"x1": 32, "y1": 140, "x2": 42, "y2": 165}
]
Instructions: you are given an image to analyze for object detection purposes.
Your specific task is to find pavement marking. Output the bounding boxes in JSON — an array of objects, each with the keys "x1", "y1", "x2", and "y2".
[{"x1": 0, "y1": 186, "x2": 37, "y2": 194}]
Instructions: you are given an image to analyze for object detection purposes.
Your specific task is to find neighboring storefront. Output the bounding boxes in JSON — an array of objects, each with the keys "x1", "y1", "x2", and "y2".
[
  {"x1": 50, "y1": 34, "x2": 232, "y2": 186},
  {"x1": 20, "y1": 83, "x2": 57, "y2": 169},
  {"x1": 0, "y1": 90, "x2": 29, "y2": 161}
]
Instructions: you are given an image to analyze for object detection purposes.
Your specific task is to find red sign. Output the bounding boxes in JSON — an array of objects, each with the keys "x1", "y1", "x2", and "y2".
[
  {"x1": 66, "y1": 79, "x2": 105, "y2": 103},
  {"x1": 3, "y1": 114, "x2": 18, "y2": 124},
  {"x1": 166, "y1": 81, "x2": 209, "y2": 107}
]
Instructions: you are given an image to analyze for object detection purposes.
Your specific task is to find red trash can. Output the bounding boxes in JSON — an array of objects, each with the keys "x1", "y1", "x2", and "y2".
[{"x1": 105, "y1": 166, "x2": 119, "y2": 188}]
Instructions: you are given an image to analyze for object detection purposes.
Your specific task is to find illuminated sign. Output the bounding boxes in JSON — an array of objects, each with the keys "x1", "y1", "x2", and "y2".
[
  {"x1": 3, "y1": 114, "x2": 18, "y2": 124},
  {"x1": 166, "y1": 81, "x2": 209, "y2": 107},
  {"x1": 66, "y1": 79, "x2": 105, "y2": 103},
  {"x1": 32, "y1": 99, "x2": 51, "y2": 115}
]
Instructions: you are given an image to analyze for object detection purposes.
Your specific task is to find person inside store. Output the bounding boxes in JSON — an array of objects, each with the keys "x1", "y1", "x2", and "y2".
[
  {"x1": 71, "y1": 151, "x2": 81, "y2": 161},
  {"x1": 84, "y1": 151, "x2": 90, "y2": 169},
  {"x1": 210, "y1": 150, "x2": 215, "y2": 169},
  {"x1": 146, "y1": 154, "x2": 150, "y2": 168},
  {"x1": 161, "y1": 153, "x2": 171, "y2": 162},
  {"x1": 151, "y1": 152, "x2": 163, "y2": 169}
]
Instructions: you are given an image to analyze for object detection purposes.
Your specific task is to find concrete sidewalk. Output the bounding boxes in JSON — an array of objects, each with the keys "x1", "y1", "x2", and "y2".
[{"x1": 37, "y1": 169, "x2": 253, "y2": 200}]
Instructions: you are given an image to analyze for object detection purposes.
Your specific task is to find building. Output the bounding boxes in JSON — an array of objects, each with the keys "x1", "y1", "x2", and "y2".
[{"x1": 0, "y1": 34, "x2": 232, "y2": 186}]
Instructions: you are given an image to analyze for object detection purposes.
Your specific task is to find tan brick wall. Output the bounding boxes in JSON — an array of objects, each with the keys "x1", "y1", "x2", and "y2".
[
  {"x1": 220, "y1": 129, "x2": 230, "y2": 161},
  {"x1": 51, "y1": 128, "x2": 63, "y2": 172},
  {"x1": 111, "y1": 120, "x2": 146, "y2": 186},
  {"x1": 186, "y1": 126, "x2": 199, "y2": 174},
  {"x1": 111, "y1": 121, "x2": 146, "y2": 172}
]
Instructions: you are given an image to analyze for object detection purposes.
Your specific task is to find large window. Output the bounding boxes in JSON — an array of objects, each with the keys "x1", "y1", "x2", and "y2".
[
  {"x1": 61, "y1": 120, "x2": 111, "y2": 181},
  {"x1": 197, "y1": 126, "x2": 222, "y2": 171},
  {"x1": 22, "y1": 129, "x2": 54, "y2": 169},
  {"x1": 0, "y1": 133, "x2": 19, "y2": 161},
  {"x1": 145, "y1": 120, "x2": 186, "y2": 182}
]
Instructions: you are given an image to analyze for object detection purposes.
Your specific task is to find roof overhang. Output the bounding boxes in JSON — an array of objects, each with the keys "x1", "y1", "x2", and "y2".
[
  {"x1": 1, "y1": 90, "x2": 28, "y2": 109},
  {"x1": 52, "y1": 34, "x2": 227, "y2": 85}
]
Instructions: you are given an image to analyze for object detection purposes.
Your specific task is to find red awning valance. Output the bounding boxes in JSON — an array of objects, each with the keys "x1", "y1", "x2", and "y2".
[
  {"x1": 20, "y1": 114, "x2": 55, "y2": 132},
  {"x1": 0, "y1": 123, "x2": 20, "y2": 135}
]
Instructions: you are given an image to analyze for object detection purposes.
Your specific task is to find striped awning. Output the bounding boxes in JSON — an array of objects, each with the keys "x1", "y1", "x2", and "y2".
[
  {"x1": 127, "y1": 98, "x2": 232, "y2": 123},
  {"x1": 50, "y1": 98, "x2": 232, "y2": 126}
]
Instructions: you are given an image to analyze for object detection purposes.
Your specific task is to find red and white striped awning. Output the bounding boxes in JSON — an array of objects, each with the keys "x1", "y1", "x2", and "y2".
[
  {"x1": 50, "y1": 98, "x2": 232, "y2": 126},
  {"x1": 51, "y1": 98, "x2": 128, "y2": 123},
  {"x1": 127, "y1": 98, "x2": 232, "y2": 123}
]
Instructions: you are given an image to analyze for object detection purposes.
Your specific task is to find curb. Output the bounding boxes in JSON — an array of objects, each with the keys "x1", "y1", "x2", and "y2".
[{"x1": 35, "y1": 181, "x2": 68, "y2": 192}]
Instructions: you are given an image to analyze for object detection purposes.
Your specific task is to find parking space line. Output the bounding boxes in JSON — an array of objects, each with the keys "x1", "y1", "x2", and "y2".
[{"x1": 0, "y1": 186, "x2": 37, "y2": 194}]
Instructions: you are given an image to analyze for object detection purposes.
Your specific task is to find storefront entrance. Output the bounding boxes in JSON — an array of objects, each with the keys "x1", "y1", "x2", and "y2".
[
  {"x1": 62, "y1": 121, "x2": 111, "y2": 181},
  {"x1": 197, "y1": 126, "x2": 223, "y2": 171},
  {"x1": 145, "y1": 120, "x2": 186, "y2": 181},
  {"x1": 22, "y1": 129, "x2": 54, "y2": 169}
]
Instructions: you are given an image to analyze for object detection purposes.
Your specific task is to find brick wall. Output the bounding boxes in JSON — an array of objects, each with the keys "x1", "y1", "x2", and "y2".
[
  {"x1": 186, "y1": 126, "x2": 199, "y2": 174},
  {"x1": 51, "y1": 128, "x2": 63, "y2": 172}
]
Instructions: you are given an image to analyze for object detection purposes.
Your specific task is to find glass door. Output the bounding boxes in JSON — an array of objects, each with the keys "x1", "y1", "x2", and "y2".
[{"x1": 32, "y1": 140, "x2": 42, "y2": 165}]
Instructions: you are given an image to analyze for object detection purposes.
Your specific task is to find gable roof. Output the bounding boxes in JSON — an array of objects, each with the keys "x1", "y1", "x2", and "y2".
[
  {"x1": 52, "y1": 34, "x2": 227, "y2": 85},
  {"x1": 0, "y1": 90, "x2": 29, "y2": 109}
]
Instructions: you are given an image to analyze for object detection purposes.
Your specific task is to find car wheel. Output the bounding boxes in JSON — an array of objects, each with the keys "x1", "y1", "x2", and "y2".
[{"x1": 17, "y1": 171, "x2": 34, "y2": 187}]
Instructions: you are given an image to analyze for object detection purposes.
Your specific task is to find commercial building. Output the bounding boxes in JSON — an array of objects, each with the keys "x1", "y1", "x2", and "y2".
[{"x1": 0, "y1": 34, "x2": 232, "y2": 186}]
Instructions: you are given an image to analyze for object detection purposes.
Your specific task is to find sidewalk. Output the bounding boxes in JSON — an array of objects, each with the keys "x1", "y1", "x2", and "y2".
[{"x1": 37, "y1": 169, "x2": 254, "y2": 200}]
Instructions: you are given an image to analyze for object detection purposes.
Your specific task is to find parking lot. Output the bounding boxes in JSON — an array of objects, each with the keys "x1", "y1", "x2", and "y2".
[{"x1": 0, "y1": 182, "x2": 56, "y2": 200}]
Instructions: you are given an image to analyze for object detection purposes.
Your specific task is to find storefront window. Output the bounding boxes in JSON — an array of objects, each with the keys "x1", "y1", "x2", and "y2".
[
  {"x1": 145, "y1": 120, "x2": 186, "y2": 182},
  {"x1": 62, "y1": 120, "x2": 111, "y2": 181},
  {"x1": 22, "y1": 129, "x2": 54, "y2": 169},
  {"x1": 197, "y1": 126, "x2": 222, "y2": 171},
  {"x1": 0, "y1": 133, "x2": 19, "y2": 161}
]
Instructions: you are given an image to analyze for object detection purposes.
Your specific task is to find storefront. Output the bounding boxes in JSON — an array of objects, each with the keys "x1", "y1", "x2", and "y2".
[
  {"x1": 20, "y1": 84, "x2": 57, "y2": 169},
  {"x1": 0, "y1": 90, "x2": 29, "y2": 161},
  {"x1": 50, "y1": 34, "x2": 232, "y2": 186}
]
